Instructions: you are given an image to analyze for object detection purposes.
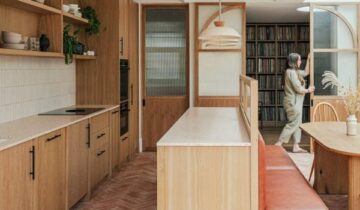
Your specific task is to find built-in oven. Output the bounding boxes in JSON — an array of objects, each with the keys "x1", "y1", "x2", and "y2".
[
  {"x1": 120, "y1": 101, "x2": 129, "y2": 136},
  {"x1": 120, "y1": 59, "x2": 129, "y2": 102}
]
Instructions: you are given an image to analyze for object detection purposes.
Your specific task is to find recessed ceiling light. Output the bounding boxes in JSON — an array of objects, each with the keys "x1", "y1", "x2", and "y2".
[{"x1": 296, "y1": 6, "x2": 325, "y2": 12}]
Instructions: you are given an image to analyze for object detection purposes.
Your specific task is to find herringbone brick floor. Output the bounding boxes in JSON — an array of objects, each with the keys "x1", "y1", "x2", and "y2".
[{"x1": 74, "y1": 152, "x2": 157, "y2": 210}]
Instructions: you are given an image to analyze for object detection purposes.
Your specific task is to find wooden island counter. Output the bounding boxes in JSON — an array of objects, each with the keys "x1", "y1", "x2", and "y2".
[{"x1": 157, "y1": 76, "x2": 259, "y2": 210}]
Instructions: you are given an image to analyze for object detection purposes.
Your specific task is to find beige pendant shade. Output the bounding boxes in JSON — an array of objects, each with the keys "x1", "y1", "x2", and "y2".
[{"x1": 198, "y1": 0, "x2": 241, "y2": 47}]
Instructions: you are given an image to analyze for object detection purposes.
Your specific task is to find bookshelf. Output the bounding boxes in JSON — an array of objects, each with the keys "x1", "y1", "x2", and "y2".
[{"x1": 246, "y1": 23, "x2": 310, "y2": 127}]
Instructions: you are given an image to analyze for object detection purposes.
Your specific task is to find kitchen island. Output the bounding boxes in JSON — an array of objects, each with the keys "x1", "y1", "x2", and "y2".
[{"x1": 157, "y1": 107, "x2": 253, "y2": 210}]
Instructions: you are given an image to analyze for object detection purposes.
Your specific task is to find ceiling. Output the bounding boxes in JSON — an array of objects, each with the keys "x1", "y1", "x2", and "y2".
[{"x1": 134, "y1": 0, "x2": 311, "y2": 23}]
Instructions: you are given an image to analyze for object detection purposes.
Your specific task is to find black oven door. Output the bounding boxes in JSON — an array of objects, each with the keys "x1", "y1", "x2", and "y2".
[{"x1": 120, "y1": 102, "x2": 129, "y2": 136}]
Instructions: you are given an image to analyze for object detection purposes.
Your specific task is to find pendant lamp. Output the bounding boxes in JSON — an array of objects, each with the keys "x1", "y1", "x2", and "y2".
[{"x1": 198, "y1": 0, "x2": 241, "y2": 45}]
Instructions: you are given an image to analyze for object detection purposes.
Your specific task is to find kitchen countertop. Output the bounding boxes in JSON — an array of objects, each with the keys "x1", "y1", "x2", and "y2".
[
  {"x1": 157, "y1": 107, "x2": 251, "y2": 147},
  {"x1": 0, "y1": 105, "x2": 119, "y2": 152}
]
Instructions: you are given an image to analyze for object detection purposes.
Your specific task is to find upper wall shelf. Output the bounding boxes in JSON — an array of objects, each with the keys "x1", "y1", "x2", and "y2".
[
  {"x1": 63, "y1": 12, "x2": 89, "y2": 25},
  {"x1": 0, "y1": 0, "x2": 61, "y2": 14},
  {"x1": 0, "y1": 48, "x2": 63, "y2": 58}
]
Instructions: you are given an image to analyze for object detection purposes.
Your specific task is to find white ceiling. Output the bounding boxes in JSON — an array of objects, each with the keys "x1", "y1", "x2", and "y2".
[{"x1": 134, "y1": 0, "x2": 310, "y2": 23}]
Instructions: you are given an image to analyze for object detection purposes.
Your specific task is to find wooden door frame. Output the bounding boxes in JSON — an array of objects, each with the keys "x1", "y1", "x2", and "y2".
[
  {"x1": 194, "y1": 2, "x2": 246, "y2": 107},
  {"x1": 141, "y1": 4, "x2": 190, "y2": 151},
  {"x1": 309, "y1": 3, "x2": 360, "y2": 122}
]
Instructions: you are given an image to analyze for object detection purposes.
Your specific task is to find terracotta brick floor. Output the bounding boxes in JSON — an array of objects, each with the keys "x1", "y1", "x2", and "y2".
[{"x1": 74, "y1": 152, "x2": 346, "y2": 210}]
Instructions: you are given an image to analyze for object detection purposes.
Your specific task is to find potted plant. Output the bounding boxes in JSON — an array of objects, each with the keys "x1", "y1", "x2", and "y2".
[
  {"x1": 322, "y1": 71, "x2": 360, "y2": 135},
  {"x1": 63, "y1": 24, "x2": 81, "y2": 64},
  {"x1": 81, "y1": 6, "x2": 101, "y2": 35}
]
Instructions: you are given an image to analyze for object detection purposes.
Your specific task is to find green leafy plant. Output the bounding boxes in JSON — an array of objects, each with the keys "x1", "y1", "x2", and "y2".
[
  {"x1": 81, "y1": 6, "x2": 101, "y2": 35},
  {"x1": 63, "y1": 24, "x2": 80, "y2": 64}
]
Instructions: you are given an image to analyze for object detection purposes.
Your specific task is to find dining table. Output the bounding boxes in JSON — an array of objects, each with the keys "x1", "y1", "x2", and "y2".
[{"x1": 300, "y1": 122, "x2": 360, "y2": 210}]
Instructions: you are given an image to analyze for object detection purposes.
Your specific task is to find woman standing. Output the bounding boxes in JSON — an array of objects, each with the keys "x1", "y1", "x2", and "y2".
[{"x1": 276, "y1": 53, "x2": 315, "y2": 153}]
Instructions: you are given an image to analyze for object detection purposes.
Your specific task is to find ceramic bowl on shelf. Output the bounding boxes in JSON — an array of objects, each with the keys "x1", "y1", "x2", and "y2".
[
  {"x1": 1, "y1": 31, "x2": 22, "y2": 44},
  {"x1": 1, "y1": 43, "x2": 26, "y2": 50},
  {"x1": 62, "y1": 5, "x2": 70, "y2": 13}
]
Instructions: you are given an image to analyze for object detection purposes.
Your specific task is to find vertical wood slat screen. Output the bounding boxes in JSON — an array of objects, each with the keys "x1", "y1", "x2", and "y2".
[{"x1": 145, "y1": 8, "x2": 187, "y2": 96}]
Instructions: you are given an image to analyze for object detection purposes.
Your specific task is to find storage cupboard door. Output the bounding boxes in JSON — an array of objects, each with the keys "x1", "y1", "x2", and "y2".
[
  {"x1": 0, "y1": 140, "x2": 35, "y2": 210},
  {"x1": 120, "y1": 134, "x2": 129, "y2": 163},
  {"x1": 119, "y1": 0, "x2": 129, "y2": 59},
  {"x1": 91, "y1": 144, "x2": 110, "y2": 188},
  {"x1": 111, "y1": 108, "x2": 121, "y2": 169},
  {"x1": 66, "y1": 120, "x2": 90, "y2": 208},
  {"x1": 37, "y1": 129, "x2": 66, "y2": 210}
]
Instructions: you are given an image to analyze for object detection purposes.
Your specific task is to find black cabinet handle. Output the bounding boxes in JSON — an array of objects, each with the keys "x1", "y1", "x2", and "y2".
[
  {"x1": 122, "y1": 137, "x2": 128, "y2": 142},
  {"x1": 120, "y1": 37, "x2": 124, "y2": 55},
  {"x1": 131, "y1": 84, "x2": 133, "y2": 106},
  {"x1": 29, "y1": 146, "x2": 35, "y2": 180},
  {"x1": 97, "y1": 133, "x2": 106, "y2": 139},
  {"x1": 86, "y1": 124, "x2": 91, "y2": 148},
  {"x1": 112, "y1": 110, "x2": 119, "y2": 114},
  {"x1": 97, "y1": 150, "x2": 106, "y2": 157},
  {"x1": 46, "y1": 134, "x2": 61, "y2": 142}
]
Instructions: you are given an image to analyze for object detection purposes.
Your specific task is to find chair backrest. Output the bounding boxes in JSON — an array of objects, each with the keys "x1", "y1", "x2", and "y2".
[{"x1": 312, "y1": 102, "x2": 339, "y2": 122}]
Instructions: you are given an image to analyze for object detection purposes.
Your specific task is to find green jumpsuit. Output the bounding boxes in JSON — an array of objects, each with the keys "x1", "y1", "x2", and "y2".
[{"x1": 278, "y1": 69, "x2": 308, "y2": 144}]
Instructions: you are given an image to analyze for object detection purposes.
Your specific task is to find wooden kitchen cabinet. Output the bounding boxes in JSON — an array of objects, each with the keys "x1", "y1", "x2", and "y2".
[
  {"x1": 110, "y1": 108, "x2": 121, "y2": 170},
  {"x1": 36, "y1": 129, "x2": 66, "y2": 210},
  {"x1": 0, "y1": 140, "x2": 36, "y2": 210},
  {"x1": 120, "y1": 134, "x2": 130, "y2": 164},
  {"x1": 119, "y1": 0, "x2": 129, "y2": 59},
  {"x1": 91, "y1": 143, "x2": 110, "y2": 188},
  {"x1": 66, "y1": 120, "x2": 90, "y2": 209}
]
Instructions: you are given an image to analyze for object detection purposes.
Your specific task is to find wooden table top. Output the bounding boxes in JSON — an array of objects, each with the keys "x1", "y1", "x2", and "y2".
[{"x1": 300, "y1": 122, "x2": 360, "y2": 157}]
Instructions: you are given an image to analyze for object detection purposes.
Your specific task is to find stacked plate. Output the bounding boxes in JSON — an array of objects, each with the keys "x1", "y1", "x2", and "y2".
[{"x1": 1, "y1": 31, "x2": 25, "y2": 50}]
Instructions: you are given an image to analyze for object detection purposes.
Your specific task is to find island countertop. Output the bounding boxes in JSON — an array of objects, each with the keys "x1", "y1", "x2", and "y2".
[
  {"x1": 0, "y1": 105, "x2": 119, "y2": 152},
  {"x1": 157, "y1": 107, "x2": 251, "y2": 147}
]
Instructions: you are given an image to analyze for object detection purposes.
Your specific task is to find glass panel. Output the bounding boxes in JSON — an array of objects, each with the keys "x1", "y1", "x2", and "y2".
[
  {"x1": 314, "y1": 52, "x2": 357, "y2": 96},
  {"x1": 145, "y1": 9, "x2": 187, "y2": 96},
  {"x1": 314, "y1": 5, "x2": 357, "y2": 49}
]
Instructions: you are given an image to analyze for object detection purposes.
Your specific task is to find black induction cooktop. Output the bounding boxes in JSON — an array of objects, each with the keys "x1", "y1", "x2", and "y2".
[{"x1": 39, "y1": 107, "x2": 105, "y2": 116}]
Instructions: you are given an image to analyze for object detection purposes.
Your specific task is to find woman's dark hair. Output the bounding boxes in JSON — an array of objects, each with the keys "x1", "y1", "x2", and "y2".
[{"x1": 282, "y1": 53, "x2": 304, "y2": 87}]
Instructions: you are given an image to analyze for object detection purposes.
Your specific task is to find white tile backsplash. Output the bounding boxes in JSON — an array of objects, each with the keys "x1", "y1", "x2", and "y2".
[{"x1": 0, "y1": 56, "x2": 76, "y2": 123}]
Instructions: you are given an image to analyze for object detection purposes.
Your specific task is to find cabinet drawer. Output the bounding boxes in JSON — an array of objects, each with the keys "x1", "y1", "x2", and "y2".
[
  {"x1": 91, "y1": 144, "x2": 109, "y2": 188},
  {"x1": 91, "y1": 112, "x2": 109, "y2": 134},
  {"x1": 91, "y1": 128, "x2": 109, "y2": 150},
  {"x1": 120, "y1": 135, "x2": 129, "y2": 163}
]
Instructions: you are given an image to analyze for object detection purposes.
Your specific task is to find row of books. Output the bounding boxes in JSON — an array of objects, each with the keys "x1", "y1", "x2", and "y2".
[
  {"x1": 257, "y1": 27, "x2": 276, "y2": 41},
  {"x1": 298, "y1": 26, "x2": 310, "y2": 41},
  {"x1": 259, "y1": 91, "x2": 276, "y2": 105},
  {"x1": 258, "y1": 58, "x2": 276, "y2": 73},
  {"x1": 260, "y1": 107, "x2": 310, "y2": 122},
  {"x1": 246, "y1": 25, "x2": 310, "y2": 41},
  {"x1": 258, "y1": 75, "x2": 283, "y2": 89},
  {"x1": 247, "y1": 43, "x2": 309, "y2": 57},
  {"x1": 246, "y1": 59, "x2": 257, "y2": 73},
  {"x1": 277, "y1": 26, "x2": 297, "y2": 40},
  {"x1": 246, "y1": 58, "x2": 309, "y2": 74}
]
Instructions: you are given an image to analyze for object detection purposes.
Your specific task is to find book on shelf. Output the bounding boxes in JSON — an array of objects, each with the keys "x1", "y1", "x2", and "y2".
[
  {"x1": 276, "y1": 76, "x2": 283, "y2": 89},
  {"x1": 246, "y1": 26, "x2": 256, "y2": 41},
  {"x1": 298, "y1": 43, "x2": 310, "y2": 57},
  {"x1": 298, "y1": 26, "x2": 309, "y2": 41},
  {"x1": 258, "y1": 26, "x2": 275, "y2": 41},
  {"x1": 258, "y1": 43, "x2": 276, "y2": 56},
  {"x1": 277, "y1": 91, "x2": 285, "y2": 105},
  {"x1": 258, "y1": 58, "x2": 275, "y2": 73},
  {"x1": 259, "y1": 91, "x2": 276, "y2": 105},
  {"x1": 258, "y1": 75, "x2": 276, "y2": 89},
  {"x1": 246, "y1": 59, "x2": 256, "y2": 74},
  {"x1": 277, "y1": 26, "x2": 296, "y2": 40},
  {"x1": 278, "y1": 43, "x2": 296, "y2": 56},
  {"x1": 261, "y1": 107, "x2": 277, "y2": 121},
  {"x1": 246, "y1": 43, "x2": 256, "y2": 57}
]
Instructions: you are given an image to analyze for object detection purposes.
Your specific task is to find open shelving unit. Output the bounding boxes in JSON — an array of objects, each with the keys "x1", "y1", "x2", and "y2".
[
  {"x1": 246, "y1": 23, "x2": 310, "y2": 127},
  {"x1": 0, "y1": 0, "x2": 96, "y2": 60}
]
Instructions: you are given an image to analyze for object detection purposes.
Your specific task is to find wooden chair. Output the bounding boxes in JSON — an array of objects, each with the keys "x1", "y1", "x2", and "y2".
[{"x1": 308, "y1": 102, "x2": 339, "y2": 182}]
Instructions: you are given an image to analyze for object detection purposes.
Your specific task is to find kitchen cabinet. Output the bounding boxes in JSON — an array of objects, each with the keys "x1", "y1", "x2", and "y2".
[
  {"x1": 36, "y1": 129, "x2": 66, "y2": 210},
  {"x1": 120, "y1": 134, "x2": 129, "y2": 164},
  {"x1": 111, "y1": 108, "x2": 121, "y2": 170},
  {"x1": 91, "y1": 143, "x2": 110, "y2": 188},
  {"x1": 119, "y1": 0, "x2": 129, "y2": 59},
  {"x1": 66, "y1": 120, "x2": 90, "y2": 209},
  {"x1": 0, "y1": 140, "x2": 36, "y2": 210}
]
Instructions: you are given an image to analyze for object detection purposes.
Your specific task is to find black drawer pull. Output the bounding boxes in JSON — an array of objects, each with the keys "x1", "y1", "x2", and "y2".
[
  {"x1": 122, "y1": 137, "x2": 128, "y2": 142},
  {"x1": 86, "y1": 124, "x2": 91, "y2": 148},
  {"x1": 46, "y1": 134, "x2": 61, "y2": 142},
  {"x1": 29, "y1": 146, "x2": 35, "y2": 180},
  {"x1": 112, "y1": 110, "x2": 119, "y2": 114},
  {"x1": 97, "y1": 133, "x2": 106, "y2": 139},
  {"x1": 97, "y1": 150, "x2": 106, "y2": 157}
]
